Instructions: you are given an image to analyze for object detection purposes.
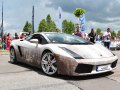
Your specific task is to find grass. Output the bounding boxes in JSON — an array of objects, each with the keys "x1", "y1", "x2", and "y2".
[{"x1": 0, "y1": 49, "x2": 9, "y2": 55}]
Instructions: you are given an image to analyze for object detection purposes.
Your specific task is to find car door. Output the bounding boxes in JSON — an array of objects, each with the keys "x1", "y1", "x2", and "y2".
[
  {"x1": 21, "y1": 34, "x2": 39, "y2": 65},
  {"x1": 22, "y1": 34, "x2": 48, "y2": 66},
  {"x1": 16, "y1": 35, "x2": 33, "y2": 62}
]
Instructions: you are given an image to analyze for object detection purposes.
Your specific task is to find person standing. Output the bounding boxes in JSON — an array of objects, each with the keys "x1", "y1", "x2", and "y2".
[
  {"x1": 14, "y1": 32, "x2": 19, "y2": 39},
  {"x1": 0, "y1": 37, "x2": 2, "y2": 49},
  {"x1": 6, "y1": 33, "x2": 11, "y2": 50},
  {"x1": 88, "y1": 28, "x2": 96, "y2": 43},
  {"x1": 3, "y1": 33, "x2": 7, "y2": 50},
  {"x1": 74, "y1": 26, "x2": 82, "y2": 37},
  {"x1": 19, "y1": 33, "x2": 25, "y2": 39},
  {"x1": 28, "y1": 31, "x2": 32, "y2": 36},
  {"x1": 103, "y1": 28, "x2": 111, "y2": 49}
]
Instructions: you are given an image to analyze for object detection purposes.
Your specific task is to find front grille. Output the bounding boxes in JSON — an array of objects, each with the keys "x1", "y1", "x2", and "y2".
[
  {"x1": 75, "y1": 64, "x2": 93, "y2": 73},
  {"x1": 111, "y1": 60, "x2": 118, "y2": 68}
]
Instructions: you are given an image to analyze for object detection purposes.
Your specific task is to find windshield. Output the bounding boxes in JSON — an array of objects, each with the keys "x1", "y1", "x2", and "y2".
[
  {"x1": 45, "y1": 33, "x2": 92, "y2": 45},
  {"x1": 24, "y1": 34, "x2": 33, "y2": 41}
]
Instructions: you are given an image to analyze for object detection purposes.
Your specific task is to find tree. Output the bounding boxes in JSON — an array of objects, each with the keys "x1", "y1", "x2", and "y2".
[
  {"x1": 46, "y1": 14, "x2": 56, "y2": 32},
  {"x1": 38, "y1": 19, "x2": 47, "y2": 32},
  {"x1": 117, "y1": 30, "x2": 120, "y2": 36},
  {"x1": 62, "y1": 19, "x2": 75, "y2": 34},
  {"x1": 62, "y1": 20, "x2": 68, "y2": 33},
  {"x1": 23, "y1": 21, "x2": 32, "y2": 32},
  {"x1": 67, "y1": 21, "x2": 75, "y2": 34},
  {"x1": 46, "y1": 14, "x2": 51, "y2": 31},
  {"x1": 73, "y1": 8, "x2": 86, "y2": 32},
  {"x1": 73, "y1": 8, "x2": 86, "y2": 18},
  {"x1": 51, "y1": 21, "x2": 57, "y2": 32},
  {"x1": 96, "y1": 28, "x2": 102, "y2": 35},
  {"x1": 111, "y1": 31, "x2": 116, "y2": 37},
  {"x1": 38, "y1": 14, "x2": 56, "y2": 32}
]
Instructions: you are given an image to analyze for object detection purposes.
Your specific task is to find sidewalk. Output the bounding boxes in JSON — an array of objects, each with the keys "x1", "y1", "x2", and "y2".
[{"x1": 0, "y1": 50, "x2": 9, "y2": 55}]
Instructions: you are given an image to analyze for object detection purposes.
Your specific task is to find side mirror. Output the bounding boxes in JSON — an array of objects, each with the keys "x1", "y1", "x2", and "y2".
[
  {"x1": 30, "y1": 39, "x2": 38, "y2": 44},
  {"x1": 30, "y1": 39, "x2": 38, "y2": 47}
]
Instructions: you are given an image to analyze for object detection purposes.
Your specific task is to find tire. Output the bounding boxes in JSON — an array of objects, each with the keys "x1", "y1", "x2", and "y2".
[
  {"x1": 41, "y1": 51, "x2": 57, "y2": 76},
  {"x1": 10, "y1": 47, "x2": 17, "y2": 64}
]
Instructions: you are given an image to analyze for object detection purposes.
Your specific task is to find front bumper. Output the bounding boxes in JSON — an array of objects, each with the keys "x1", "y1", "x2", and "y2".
[
  {"x1": 74, "y1": 60, "x2": 117, "y2": 76},
  {"x1": 55, "y1": 55, "x2": 118, "y2": 76}
]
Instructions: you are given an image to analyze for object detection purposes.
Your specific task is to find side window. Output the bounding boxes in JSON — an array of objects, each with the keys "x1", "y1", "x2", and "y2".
[
  {"x1": 39, "y1": 35, "x2": 48, "y2": 44},
  {"x1": 31, "y1": 34, "x2": 40, "y2": 42},
  {"x1": 24, "y1": 35, "x2": 33, "y2": 41},
  {"x1": 28, "y1": 34, "x2": 48, "y2": 44}
]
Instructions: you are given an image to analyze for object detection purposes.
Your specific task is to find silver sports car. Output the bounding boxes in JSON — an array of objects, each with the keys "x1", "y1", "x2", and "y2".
[{"x1": 10, "y1": 32, "x2": 118, "y2": 76}]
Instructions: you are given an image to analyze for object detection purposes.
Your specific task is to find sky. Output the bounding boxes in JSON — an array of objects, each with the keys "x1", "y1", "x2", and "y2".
[{"x1": 0, "y1": 0, "x2": 120, "y2": 35}]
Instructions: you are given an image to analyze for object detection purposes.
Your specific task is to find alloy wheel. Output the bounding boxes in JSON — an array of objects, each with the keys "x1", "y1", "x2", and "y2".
[
  {"x1": 10, "y1": 48, "x2": 16, "y2": 63},
  {"x1": 41, "y1": 52, "x2": 57, "y2": 75}
]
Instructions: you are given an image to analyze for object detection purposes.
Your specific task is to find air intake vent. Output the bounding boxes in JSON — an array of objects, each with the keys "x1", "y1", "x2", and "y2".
[
  {"x1": 75, "y1": 64, "x2": 93, "y2": 73},
  {"x1": 111, "y1": 60, "x2": 118, "y2": 68}
]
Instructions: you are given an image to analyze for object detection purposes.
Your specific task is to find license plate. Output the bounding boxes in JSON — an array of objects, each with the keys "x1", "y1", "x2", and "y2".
[{"x1": 97, "y1": 64, "x2": 111, "y2": 71}]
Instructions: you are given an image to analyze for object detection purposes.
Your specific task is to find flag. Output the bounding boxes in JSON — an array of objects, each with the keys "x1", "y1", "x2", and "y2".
[
  {"x1": 79, "y1": 14, "x2": 85, "y2": 33},
  {"x1": 58, "y1": 7, "x2": 62, "y2": 32},
  {"x1": 59, "y1": 12, "x2": 61, "y2": 19}
]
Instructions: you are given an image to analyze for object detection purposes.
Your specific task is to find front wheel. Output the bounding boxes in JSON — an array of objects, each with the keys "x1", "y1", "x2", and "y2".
[
  {"x1": 10, "y1": 47, "x2": 17, "y2": 64},
  {"x1": 41, "y1": 51, "x2": 57, "y2": 76}
]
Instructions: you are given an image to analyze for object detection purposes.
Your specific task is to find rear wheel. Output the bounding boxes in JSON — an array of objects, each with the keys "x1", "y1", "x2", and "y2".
[
  {"x1": 41, "y1": 51, "x2": 57, "y2": 76},
  {"x1": 10, "y1": 47, "x2": 17, "y2": 64}
]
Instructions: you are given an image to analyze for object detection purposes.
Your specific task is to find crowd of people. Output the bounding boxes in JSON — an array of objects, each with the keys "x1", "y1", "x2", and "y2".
[
  {"x1": 0, "y1": 32, "x2": 27, "y2": 50},
  {"x1": 73, "y1": 27, "x2": 117, "y2": 49},
  {"x1": 0, "y1": 28, "x2": 119, "y2": 50}
]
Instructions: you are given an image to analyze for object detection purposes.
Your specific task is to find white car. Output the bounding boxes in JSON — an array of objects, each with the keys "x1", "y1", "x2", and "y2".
[{"x1": 10, "y1": 32, "x2": 118, "y2": 76}]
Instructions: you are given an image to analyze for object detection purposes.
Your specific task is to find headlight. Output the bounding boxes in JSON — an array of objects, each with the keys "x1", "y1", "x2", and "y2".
[{"x1": 59, "y1": 47, "x2": 84, "y2": 59}]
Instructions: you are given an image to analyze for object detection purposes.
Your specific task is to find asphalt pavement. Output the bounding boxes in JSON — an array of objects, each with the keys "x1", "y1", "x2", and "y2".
[{"x1": 0, "y1": 51, "x2": 120, "y2": 90}]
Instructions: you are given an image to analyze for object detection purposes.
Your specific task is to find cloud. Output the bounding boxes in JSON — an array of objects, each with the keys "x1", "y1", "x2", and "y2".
[
  {"x1": 4, "y1": 29, "x2": 21, "y2": 37},
  {"x1": 47, "y1": 0, "x2": 120, "y2": 22},
  {"x1": 0, "y1": 0, "x2": 51, "y2": 33},
  {"x1": 47, "y1": 0, "x2": 120, "y2": 30},
  {"x1": 0, "y1": 20, "x2": 9, "y2": 27},
  {"x1": 0, "y1": 0, "x2": 120, "y2": 35}
]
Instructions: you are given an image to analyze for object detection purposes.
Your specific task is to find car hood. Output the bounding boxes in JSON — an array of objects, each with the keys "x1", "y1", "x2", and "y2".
[{"x1": 53, "y1": 44, "x2": 114, "y2": 59}]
